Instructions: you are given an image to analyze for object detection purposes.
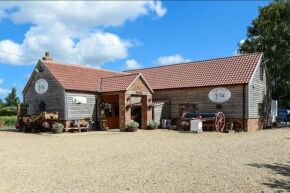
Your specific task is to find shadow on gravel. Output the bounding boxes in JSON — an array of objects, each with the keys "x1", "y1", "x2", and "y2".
[{"x1": 247, "y1": 162, "x2": 290, "y2": 192}]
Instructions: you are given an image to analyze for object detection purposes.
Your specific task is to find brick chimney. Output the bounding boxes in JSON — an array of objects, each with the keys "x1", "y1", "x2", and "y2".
[{"x1": 42, "y1": 51, "x2": 52, "y2": 61}]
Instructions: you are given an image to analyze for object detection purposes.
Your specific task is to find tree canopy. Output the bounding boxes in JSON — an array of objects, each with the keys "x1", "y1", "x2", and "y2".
[
  {"x1": 4, "y1": 88, "x2": 20, "y2": 107},
  {"x1": 239, "y1": 0, "x2": 290, "y2": 103}
]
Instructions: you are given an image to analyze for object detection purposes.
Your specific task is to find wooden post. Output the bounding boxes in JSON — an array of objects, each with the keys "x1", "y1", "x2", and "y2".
[
  {"x1": 17, "y1": 103, "x2": 21, "y2": 117},
  {"x1": 141, "y1": 95, "x2": 153, "y2": 129},
  {"x1": 119, "y1": 93, "x2": 131, "y2": 131}
]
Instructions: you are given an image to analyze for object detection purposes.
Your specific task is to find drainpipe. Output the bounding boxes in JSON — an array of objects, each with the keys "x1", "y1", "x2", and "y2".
[{"x1": 243, "y1": 84, "x2": 246, "y2": 131}]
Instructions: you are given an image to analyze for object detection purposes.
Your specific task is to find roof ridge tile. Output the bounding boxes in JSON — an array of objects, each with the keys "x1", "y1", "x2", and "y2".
[{"x1": 124, "y1": 52, "x2": 262, "y2": 72}]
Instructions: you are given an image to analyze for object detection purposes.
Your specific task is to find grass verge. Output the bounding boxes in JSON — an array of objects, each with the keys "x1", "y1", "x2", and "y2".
[{"x1": 0, "y1": 116, "x2": 17, "y2": 128}]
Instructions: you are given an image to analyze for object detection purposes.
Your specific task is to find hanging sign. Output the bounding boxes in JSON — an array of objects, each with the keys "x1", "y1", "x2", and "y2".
[
  {"x1": 35, "y1": 79, "x2": 48, "y2": 94},
  {"x1": 72, "y1": 96, "x2": 87, "y2": 104},
  {"x1": 208, "y1": 87, "x2": 231, "y2": 103}
]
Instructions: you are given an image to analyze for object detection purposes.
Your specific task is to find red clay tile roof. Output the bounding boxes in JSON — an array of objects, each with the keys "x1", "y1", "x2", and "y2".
[
  {"x1": 42, "y1": 60, "x2": 125, "y2": 92},
  {"x1": 39, "y1": 53, "x2": 262, "y2": 93},
  {"x1": 100, "y1": 73, "x2": 140, "y2": 92},
  {"x1": 100, "y1": 73, "x2": 153, "y2": 93},
  {"x1": 126, "y1": 53, "x2": 263, "y2": 90}
]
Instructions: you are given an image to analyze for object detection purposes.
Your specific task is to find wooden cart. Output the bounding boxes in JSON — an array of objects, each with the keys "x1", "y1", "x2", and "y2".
[
  {"x1": 16, "y1": 112, "x2": 59, "y2": 132},
  {"x1": 181, "y1": 112, "x2": 225, "y2": 132}
]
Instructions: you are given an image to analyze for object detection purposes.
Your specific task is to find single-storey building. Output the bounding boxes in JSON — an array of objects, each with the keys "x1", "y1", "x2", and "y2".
[{"x1": 23, "y1": 52, "x2": 270, "y2": 131}]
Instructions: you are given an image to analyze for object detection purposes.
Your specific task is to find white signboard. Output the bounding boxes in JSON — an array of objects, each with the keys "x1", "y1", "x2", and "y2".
[
  {"x1": 35, "y1": 79, "x2": 48, "y2": 94},
  {"x1": 208, "y1": 87, "x2": 231, "y2": 103},
  {"x1": 73, "y1": 96, "x2": 87, "y2": 104}
]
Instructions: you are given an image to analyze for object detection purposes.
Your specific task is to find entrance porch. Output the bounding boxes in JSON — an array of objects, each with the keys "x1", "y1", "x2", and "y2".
[{"x1": 98, "y1": 73, "x2": 154, "y2": 131}]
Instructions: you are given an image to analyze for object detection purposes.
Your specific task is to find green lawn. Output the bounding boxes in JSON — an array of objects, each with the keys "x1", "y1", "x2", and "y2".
[{"x1": 0, "y1": 116, "x2": 17, "y2": 128}]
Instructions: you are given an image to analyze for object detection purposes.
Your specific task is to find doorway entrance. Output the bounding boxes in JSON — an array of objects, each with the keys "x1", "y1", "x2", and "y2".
[
  {"x1": 131, "y1": 106, "x2": 141, "y2": 128},
  {"x1": 100, "y1": 95, "x2": 119, "y2": 129}
]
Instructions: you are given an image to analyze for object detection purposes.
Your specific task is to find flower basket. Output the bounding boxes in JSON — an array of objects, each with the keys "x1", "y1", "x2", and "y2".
[
  {"x1": 148, "y1": 104, "x2": 154, "y2": 109},
  {"x1": 126, "y1": 120, "x2": 139, "y2": 132},
  {"x1": 127, "y1": 127, "x2": 138, "y2": 132},
  {"x1": 147, "y1": 120, "x2": 160, "y2": 130},
  {"x1": 52, "y1": 123, "x2": 64, "y2": 134},
  {"x1": 126, "y1": 104, "x2": 132, "y2": 109}
]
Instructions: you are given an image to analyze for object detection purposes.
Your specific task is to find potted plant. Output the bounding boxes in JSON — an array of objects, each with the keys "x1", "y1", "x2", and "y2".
[
  {"x1": 52, "y1": 123, "x2": 64, "y2": 134},
  {"x1": 147, "y1": 120, "x2": 160, "y2": 130},
  {"x1": 148, "y1": 104, "x2": 154, "y2": 109},
  {"x1": 126, "y1": 120, "x2": 139, "y2": 132},
  {"x1": 125, "y1": 104, "x2": 132, "y2": 110}
]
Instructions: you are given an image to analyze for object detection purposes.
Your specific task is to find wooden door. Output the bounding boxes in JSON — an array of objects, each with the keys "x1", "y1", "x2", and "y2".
[{"x1": 105, "y1": 102, "x2": 119, "y2": 129}]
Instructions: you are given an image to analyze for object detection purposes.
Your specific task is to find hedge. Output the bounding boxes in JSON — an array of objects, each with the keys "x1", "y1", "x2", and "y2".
[{"x1": 0, "y1": 109, "x2": 17, "y2": 116}]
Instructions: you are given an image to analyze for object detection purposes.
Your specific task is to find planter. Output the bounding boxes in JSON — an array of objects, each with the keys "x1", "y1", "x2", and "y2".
[
  {"x1": 147, "y1": 126, "x2": 157, "y2": 130},
  {"x1": 147, "y1": 120, "x2": 160, "y2": 130},
  {"x1": 127, "y1": 127, "x2": 138, "y2": 132},
  {"x1": 148, "y1": 104, "x2": 154, "y2": 109},
  {"x1": 52, "y1": 128, "x2": 63, "y2": 134},
  {"x1": 52, "y1": 123, "x2": 64, "y2": 134},
  {"x1": 125, "y1": 104, "x2": 132, "y2": 110}
]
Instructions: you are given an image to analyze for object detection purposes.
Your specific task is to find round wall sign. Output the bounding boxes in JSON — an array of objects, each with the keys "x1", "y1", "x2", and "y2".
[
  {"x1": 35, "y1": 79, "x2": 48, "y2": 94},
  {"x1": 208, "y1": 87, "x2": 231, "y2": 103}
]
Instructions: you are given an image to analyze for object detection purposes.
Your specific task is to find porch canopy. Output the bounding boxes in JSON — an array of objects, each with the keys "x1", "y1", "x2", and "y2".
[{"x1": 100, "y1": 73, "x2": 154, "y2": 130}]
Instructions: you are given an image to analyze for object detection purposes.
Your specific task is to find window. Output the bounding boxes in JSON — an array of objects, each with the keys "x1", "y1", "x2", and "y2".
[
  {"x1": 216, "y1": 104, "x2": 222, "y2": 110},
  {"x1": 179, "y1": 104, "x2": 198, "y2": 116},
  {"x1": 260, "y1": 65, "x2": 264, "y2": 81},
  {"x1": 104, "y1": 103, "x2": 112, "y2": 117}
]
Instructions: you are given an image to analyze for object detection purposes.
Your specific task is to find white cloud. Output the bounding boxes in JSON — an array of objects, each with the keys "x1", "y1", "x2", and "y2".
[
  {"x1": 147, "y1": 1, "x2": 167, "y2": 17},
  {"x1": 0, "y1": 78, "x2": 10, "y2": 95},
  {"x1": 0, "y1": 10, "x2": 7, "y2": 20},
  {"x1": 239, "y1": 39, "x2": 246, "y2": 45},
  {"x1": 155, "y1": 54, "x2": 190, "y2": 66},
  {"x1": 24, "y1": 74, "x2": 31, "y2": 80},
  {"x1": 233, "y1": 39, "x2": 246, "y2": 56},
  {"x1": 0, "y1": 1, "x2": 166, "y2": 67},
  {"x1": 0, "y1": 87, "x2": 10, "y2": 95},
  {"x1": 124, "y1": 59, "x2": 143, "y2": 70}
]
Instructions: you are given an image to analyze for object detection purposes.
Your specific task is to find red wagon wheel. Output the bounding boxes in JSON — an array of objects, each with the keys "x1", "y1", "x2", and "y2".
[{"x1": 215, "y1": 112, "x2": 225, "y2": 132}]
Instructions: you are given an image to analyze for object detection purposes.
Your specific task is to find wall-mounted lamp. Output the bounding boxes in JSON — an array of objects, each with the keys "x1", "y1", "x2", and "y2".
[{"x1": 99, "y1": 103, "x2": 105, "y2": 108}]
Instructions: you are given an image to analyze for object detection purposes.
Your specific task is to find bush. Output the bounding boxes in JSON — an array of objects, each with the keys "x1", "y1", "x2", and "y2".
[
  {"x1": 147, "y1": 120, "x2": 160, "y2": 129},
  {"x1": 53, "y1": 123, "x2": 64, "y2": 129},
  {"x1": 0, "y1": 116, "x2": 17, "y2": 127},
  {"x1": 126, "y1": 120, "x2": 139, "y2": 129},
  {"x1": 0, "y1": 108, "x2": 17, "y2": 116},
  {"x1": 52, "y1": 123, "x2": 64, "y2": 134}
]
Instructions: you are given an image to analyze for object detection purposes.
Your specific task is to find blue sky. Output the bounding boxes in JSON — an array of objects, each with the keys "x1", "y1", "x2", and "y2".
[{"x1": 0, "y1": 1, "x2": 269, "y2": 101}]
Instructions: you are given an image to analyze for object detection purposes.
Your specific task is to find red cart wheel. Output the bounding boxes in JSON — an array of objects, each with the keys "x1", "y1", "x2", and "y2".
[{"x1": 215, "y1": 112, "x2": 225, "y2": 132}]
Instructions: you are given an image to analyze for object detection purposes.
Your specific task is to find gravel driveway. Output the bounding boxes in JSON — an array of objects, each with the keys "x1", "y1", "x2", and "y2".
[{"x1": 0, "y1": 128, "x2": 289, "y2": 193}]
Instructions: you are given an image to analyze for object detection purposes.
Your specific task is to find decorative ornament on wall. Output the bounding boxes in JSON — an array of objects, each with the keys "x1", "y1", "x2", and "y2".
[
  {"x1": 137, "y1": 83, "x2": 142, "y2": 91},
  {"x1": 208, "y1": 87, "x2": 231, "y2": 103},
  {"x1": 35, "y1": 79, "x2": 48, "y2": 95}
]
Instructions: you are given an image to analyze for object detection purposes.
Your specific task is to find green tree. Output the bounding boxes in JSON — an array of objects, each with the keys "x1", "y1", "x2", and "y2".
[
  {"x1": 239, "y1": 0, "x2": 290, "y2": 102},
  {"x1": 5, "y1": 88, "x2": 20, "y2": 106},
  {"x1": 0, "y1": 98, "x2": 4, "y2": 108}
]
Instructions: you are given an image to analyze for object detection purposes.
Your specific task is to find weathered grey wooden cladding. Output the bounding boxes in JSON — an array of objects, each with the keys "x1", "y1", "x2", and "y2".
[
  {"x1": 65, "y1": 92, "x2": 97, "y2": 120},
  {"x1": 152, "y1": 100, "x2": 170, "y2": 123},
  {"x1": 24, "y1": 64, "x2": 65, "y2": 119},
  {"x1": 153, "y1": 85, "x2": 245, "y2": 120},
  {"x1": 248, "y1": 59, "x2": 267, "y2": 118}
]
